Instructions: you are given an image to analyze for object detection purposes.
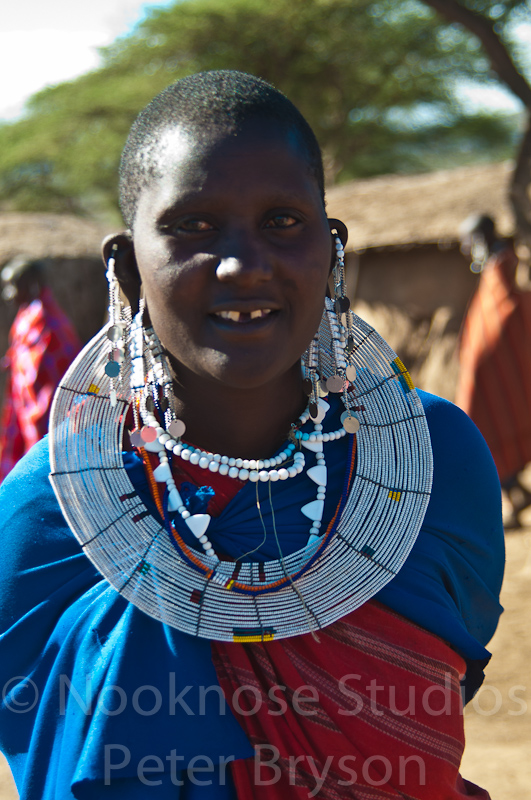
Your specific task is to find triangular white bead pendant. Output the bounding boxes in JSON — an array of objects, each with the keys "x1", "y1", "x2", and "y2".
[
  {"x1": 301, "y1": 499, "x2": 324, "y2": 521},
  {"x1": 315, "y1": 399, "x2": 330, "y2": 424},
  {"x1": 144, "y1": 438, "x2": 164, "y2": 453},
  {"x1": 301, "y1": 440, "x2": 323, "y2": 452},
  {"x1": 168, "y1": 489, "x2": 182, "y2": 512},
  {"x1": 153, "y1": 462, "x2": 172, "y2": 483},
  {"x1": 307, "y1": 465, "x2": 327, "y2": 486},
  {"x1": 186, "y1": 514, "x2": 211, "y2": 537}
]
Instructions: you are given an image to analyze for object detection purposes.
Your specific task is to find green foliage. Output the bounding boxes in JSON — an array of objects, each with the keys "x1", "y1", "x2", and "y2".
[{"x1": 0, "y1": 0, "x2": 524, "y2": 218}]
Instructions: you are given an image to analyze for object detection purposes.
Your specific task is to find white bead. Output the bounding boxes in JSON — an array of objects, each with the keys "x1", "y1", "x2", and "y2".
[
  {"x1": 199, "y1": 457, "x2": 210, "y2": 469},
  {"x1": 259, "y1": 470, "x2": 269, "y2": 482},
  {"x1": 228, "y1": 467, "x2": 239, "y2": 479},
  {"x1": 189, "y1": 452, "x2": 200, "y2": 465},
  {"x1": 269, "y1": 470, "x2": 280, "y2": 481},
  {"x1": 243, "y1": 460, "x2": 250, "y2": 469},
  {"x1": 238, "y1": 468, "x2": 250, "y2": 480},
  {"x1": 165, "y1": 439, "x2": 177, "y2": 450},
  {"x1": 249, "y1": 471, "x2": 260, "y2": 482},
  {"x1": 249, "y1": 460, "x2": 258, "y2": 470},
  {"x1": 221, "y1": 456, "x2": 229, "y2": 464},
  {"x1": 307, "y1": 465, "x2": 327, "y2": 486},
  {"x1": 173, "y1": 443, "x2": 183, "y2": 455},
  {"x1": 213, "y1": 454, "x2": 221, "y2": 462},
  {"x1": 153, "y1": 462, "x2": 172, "y2": 483},
  {"x1": 263, "y1": 459, "x2": 271, "y2": 468},
  {"x1": 228, "y1": 457, "x2": 236, "y2": 467},
  {"x1": 301, "y1": 499, "x2": 324, "y2": 521},
  {"x1": 185, "y1": 514, "x2": 211, "y2": 537},
  {"x1": 181, "y1": 449, "x2": 191, "y2": 461},
  {"x1": 181, "y1": 509, "x2": 191, "y2": 519},
  {"x1": 199, "y1": 535, "x2": 208, "y2": 543},
  {"x1": 159, "y1": 433, "x2": 171, "y2": 444},
  {"x1": 278, "y1": 469, "x2": 289, "y2": 480},
  {"x1": 209, "y1": 461, "x2": 219, "y2": 472},
  {"x1": 143, "y1": 439, "x2": 164, "y2": 453},
  {"x1": 288, "y1": 467, "x2": 298, "y2": 478},
  {"x1": 235, "y1": 458, "x2": 243, "y2": 468},
  {"x1": 322, "y1": 434, "x2": 330, "y2": 442},
  {"x1": 205, "y1": 548, "x2": 215, "y2": 557},
  {"x1": 219, "y1": 464, "x2": 229, "y2": 476},
  {"x1": 168, "y1": 489, "x2": 182, "y2": 512},
  {"x1": 155, "y1": 426, "x2": 164, "y2": 436}
]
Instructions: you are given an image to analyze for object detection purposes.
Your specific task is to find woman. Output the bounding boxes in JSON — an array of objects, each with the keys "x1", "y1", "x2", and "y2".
[
  {"x1": 456, "y1": 214, "x2": 531, "y2": 527},
  {"x1": 0, "y1": 71, "x2": 503, "y2": 799}
]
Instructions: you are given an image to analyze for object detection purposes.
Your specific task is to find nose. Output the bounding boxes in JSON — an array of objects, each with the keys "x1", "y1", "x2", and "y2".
[{"x1": 215, "y1": 238, "x2": 273, "y2": 285}]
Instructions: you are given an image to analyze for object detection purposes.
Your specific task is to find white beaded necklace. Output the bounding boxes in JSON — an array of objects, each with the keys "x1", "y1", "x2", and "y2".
[
  {"x1": 138, "y1": 398, "x2": 334, "y2": 562},
  {"x1": 49, "y1": 305, "x2": 433, "y2": 643}
]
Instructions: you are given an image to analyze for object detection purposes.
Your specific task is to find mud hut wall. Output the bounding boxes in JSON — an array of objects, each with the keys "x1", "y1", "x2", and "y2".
[{"x1": 346, "y1": 244, "x2": 479, "y2": 399}]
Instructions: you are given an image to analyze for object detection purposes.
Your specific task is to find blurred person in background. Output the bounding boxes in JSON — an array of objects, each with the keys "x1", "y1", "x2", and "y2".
[
  {"x1": 456, "y1": 214, "x2": 531, "y2": 527},
  {"x1": 0, "y1": 256, "x2": 81, "y2": 482}
]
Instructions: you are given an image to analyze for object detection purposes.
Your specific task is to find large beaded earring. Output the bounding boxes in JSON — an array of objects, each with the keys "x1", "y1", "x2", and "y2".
[
  {"x1": 104, "y1": 245, "x2": 126, "y2": 407},
  {"x1": 314, "y1": 232, "x2": 360, "y2": 435}
]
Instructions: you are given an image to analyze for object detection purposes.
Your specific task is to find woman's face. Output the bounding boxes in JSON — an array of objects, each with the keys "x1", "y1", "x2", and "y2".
[{"x1": 131, "y1": 120, "x2": 333, "y2": 392}]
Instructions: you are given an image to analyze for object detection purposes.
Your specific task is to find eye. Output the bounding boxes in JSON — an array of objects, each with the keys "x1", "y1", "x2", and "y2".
[
  {"x1": 161, "y1": 217, "x2": 215, "y2": 234},
  {"x1": 264, "y1": 213, "x2": 299, "y2": 229}
]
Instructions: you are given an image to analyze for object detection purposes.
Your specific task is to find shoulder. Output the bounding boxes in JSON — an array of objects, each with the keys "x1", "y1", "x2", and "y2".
[
  {"x1": 0, "y1": 437, "x2": 85, "y2": 585},
  {"x1": 417, "y1": 389, "x2": 500, "y2": 492},
  {"x1": 417, "y1": 389, "x2": 503, "y2": 574}
]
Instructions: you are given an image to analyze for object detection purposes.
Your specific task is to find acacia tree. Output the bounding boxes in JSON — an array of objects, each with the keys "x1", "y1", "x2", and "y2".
[
  {"x1": 421, "y1": 0, "x2": 531, "y2": 246},
  {"x1": 0, "y1": 0, "x2": 521, "y2": 217}
]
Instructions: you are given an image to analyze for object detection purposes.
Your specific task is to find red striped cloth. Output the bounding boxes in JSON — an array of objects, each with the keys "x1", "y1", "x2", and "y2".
[
  {"x1": 212, "y1": 600, "x2": 490, "y2": 799},
  {"x1": 0, "y1": 288, "x2": 80, "y2": 482},
  {"x1": 455, "y1": 246, "x2": 531, "y2": 483}
]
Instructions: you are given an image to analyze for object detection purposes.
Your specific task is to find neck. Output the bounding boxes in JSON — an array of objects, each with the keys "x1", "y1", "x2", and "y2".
[{"x1": 169, "y1": 365, "x2": 307, "y2": 459}]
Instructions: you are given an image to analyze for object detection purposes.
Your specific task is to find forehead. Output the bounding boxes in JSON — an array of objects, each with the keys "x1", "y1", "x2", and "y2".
[{"x1": 138, "y1": 120, "x2": 320, "y2": 212}]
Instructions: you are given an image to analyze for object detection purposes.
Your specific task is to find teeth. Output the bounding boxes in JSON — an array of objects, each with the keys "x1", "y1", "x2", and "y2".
[
  {"x1": 216, "y1": 309, "x2": 272, "y2": 322},
  {"x1": 218, "y1": 311, "x2": 242, "y2": 322}
]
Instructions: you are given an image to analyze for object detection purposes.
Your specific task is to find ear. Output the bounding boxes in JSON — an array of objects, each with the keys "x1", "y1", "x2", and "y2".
[
  {"x1": 327, "y1": 218, "x2": 349, "y2": 274},
  {"x1": 328, "y1": 218, "x2": 348, "y2": 247},
  {"x1": 102, "y1": 231, "x2": 141, "y2": 315}
]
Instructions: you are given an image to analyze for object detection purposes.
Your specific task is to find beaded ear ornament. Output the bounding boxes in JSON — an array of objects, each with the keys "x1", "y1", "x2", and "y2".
[{"x1": 49, "y1": 236, "x2": 433, "y2": 642}]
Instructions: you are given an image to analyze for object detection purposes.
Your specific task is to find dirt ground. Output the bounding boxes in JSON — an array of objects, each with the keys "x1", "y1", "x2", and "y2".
[{"x1": 1, "y1": 527, "x2": 530, "y2": 799}]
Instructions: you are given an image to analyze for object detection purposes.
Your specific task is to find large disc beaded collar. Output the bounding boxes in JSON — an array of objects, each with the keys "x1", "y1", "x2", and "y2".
[{"x1": 49, "y1": 298, "x2": 433, "y2": 642}]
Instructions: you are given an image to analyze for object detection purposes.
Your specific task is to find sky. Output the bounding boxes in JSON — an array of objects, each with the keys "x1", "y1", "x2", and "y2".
[
  {"x1": 0, "y1": 2, "x2": 528, "y2": 122},
  {"x1": 0, "y1": 0, "x2": 174, "y2": 121}
]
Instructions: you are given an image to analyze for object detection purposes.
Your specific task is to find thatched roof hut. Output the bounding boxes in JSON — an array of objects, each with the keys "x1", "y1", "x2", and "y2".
[
  {"x1": 0, "y1": 212, "x2": 109, "y2": 264},
  {"x1": 326, "y1": 161, "x2": 513, "y2": 251},
  {"x1": 0, "y1": 214, "x2": 111, "y2": 393}
]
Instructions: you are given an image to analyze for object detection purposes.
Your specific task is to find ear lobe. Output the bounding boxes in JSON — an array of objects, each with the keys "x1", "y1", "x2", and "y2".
[
  {"x1": 327, "y1": 218, "x2": 348, "y2": 248},
  {"x1": 101, "y1": 232, "x2": 141, "y2": 315},
  {"x1": 327, "y1": 219, "x2": 349, "y2": 275}
]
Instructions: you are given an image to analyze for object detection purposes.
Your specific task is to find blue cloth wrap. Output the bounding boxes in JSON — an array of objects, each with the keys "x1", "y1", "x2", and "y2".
[{"x1": 0, "y1": 391, "x2": 504, "y2": 799}]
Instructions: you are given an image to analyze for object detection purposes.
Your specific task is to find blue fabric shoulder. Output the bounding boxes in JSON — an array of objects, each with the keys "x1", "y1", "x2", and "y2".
[
  {"x1": 0, "y1": 437, "x2": 250, "y2": 800},
  {"x1": 376, "y1": 390, "x2": 504, "y2": 685}
]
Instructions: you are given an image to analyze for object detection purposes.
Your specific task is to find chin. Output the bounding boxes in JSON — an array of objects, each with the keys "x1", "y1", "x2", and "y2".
[{"x1": 203, "y1": 354, "x2": 301, "y2": 392}]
